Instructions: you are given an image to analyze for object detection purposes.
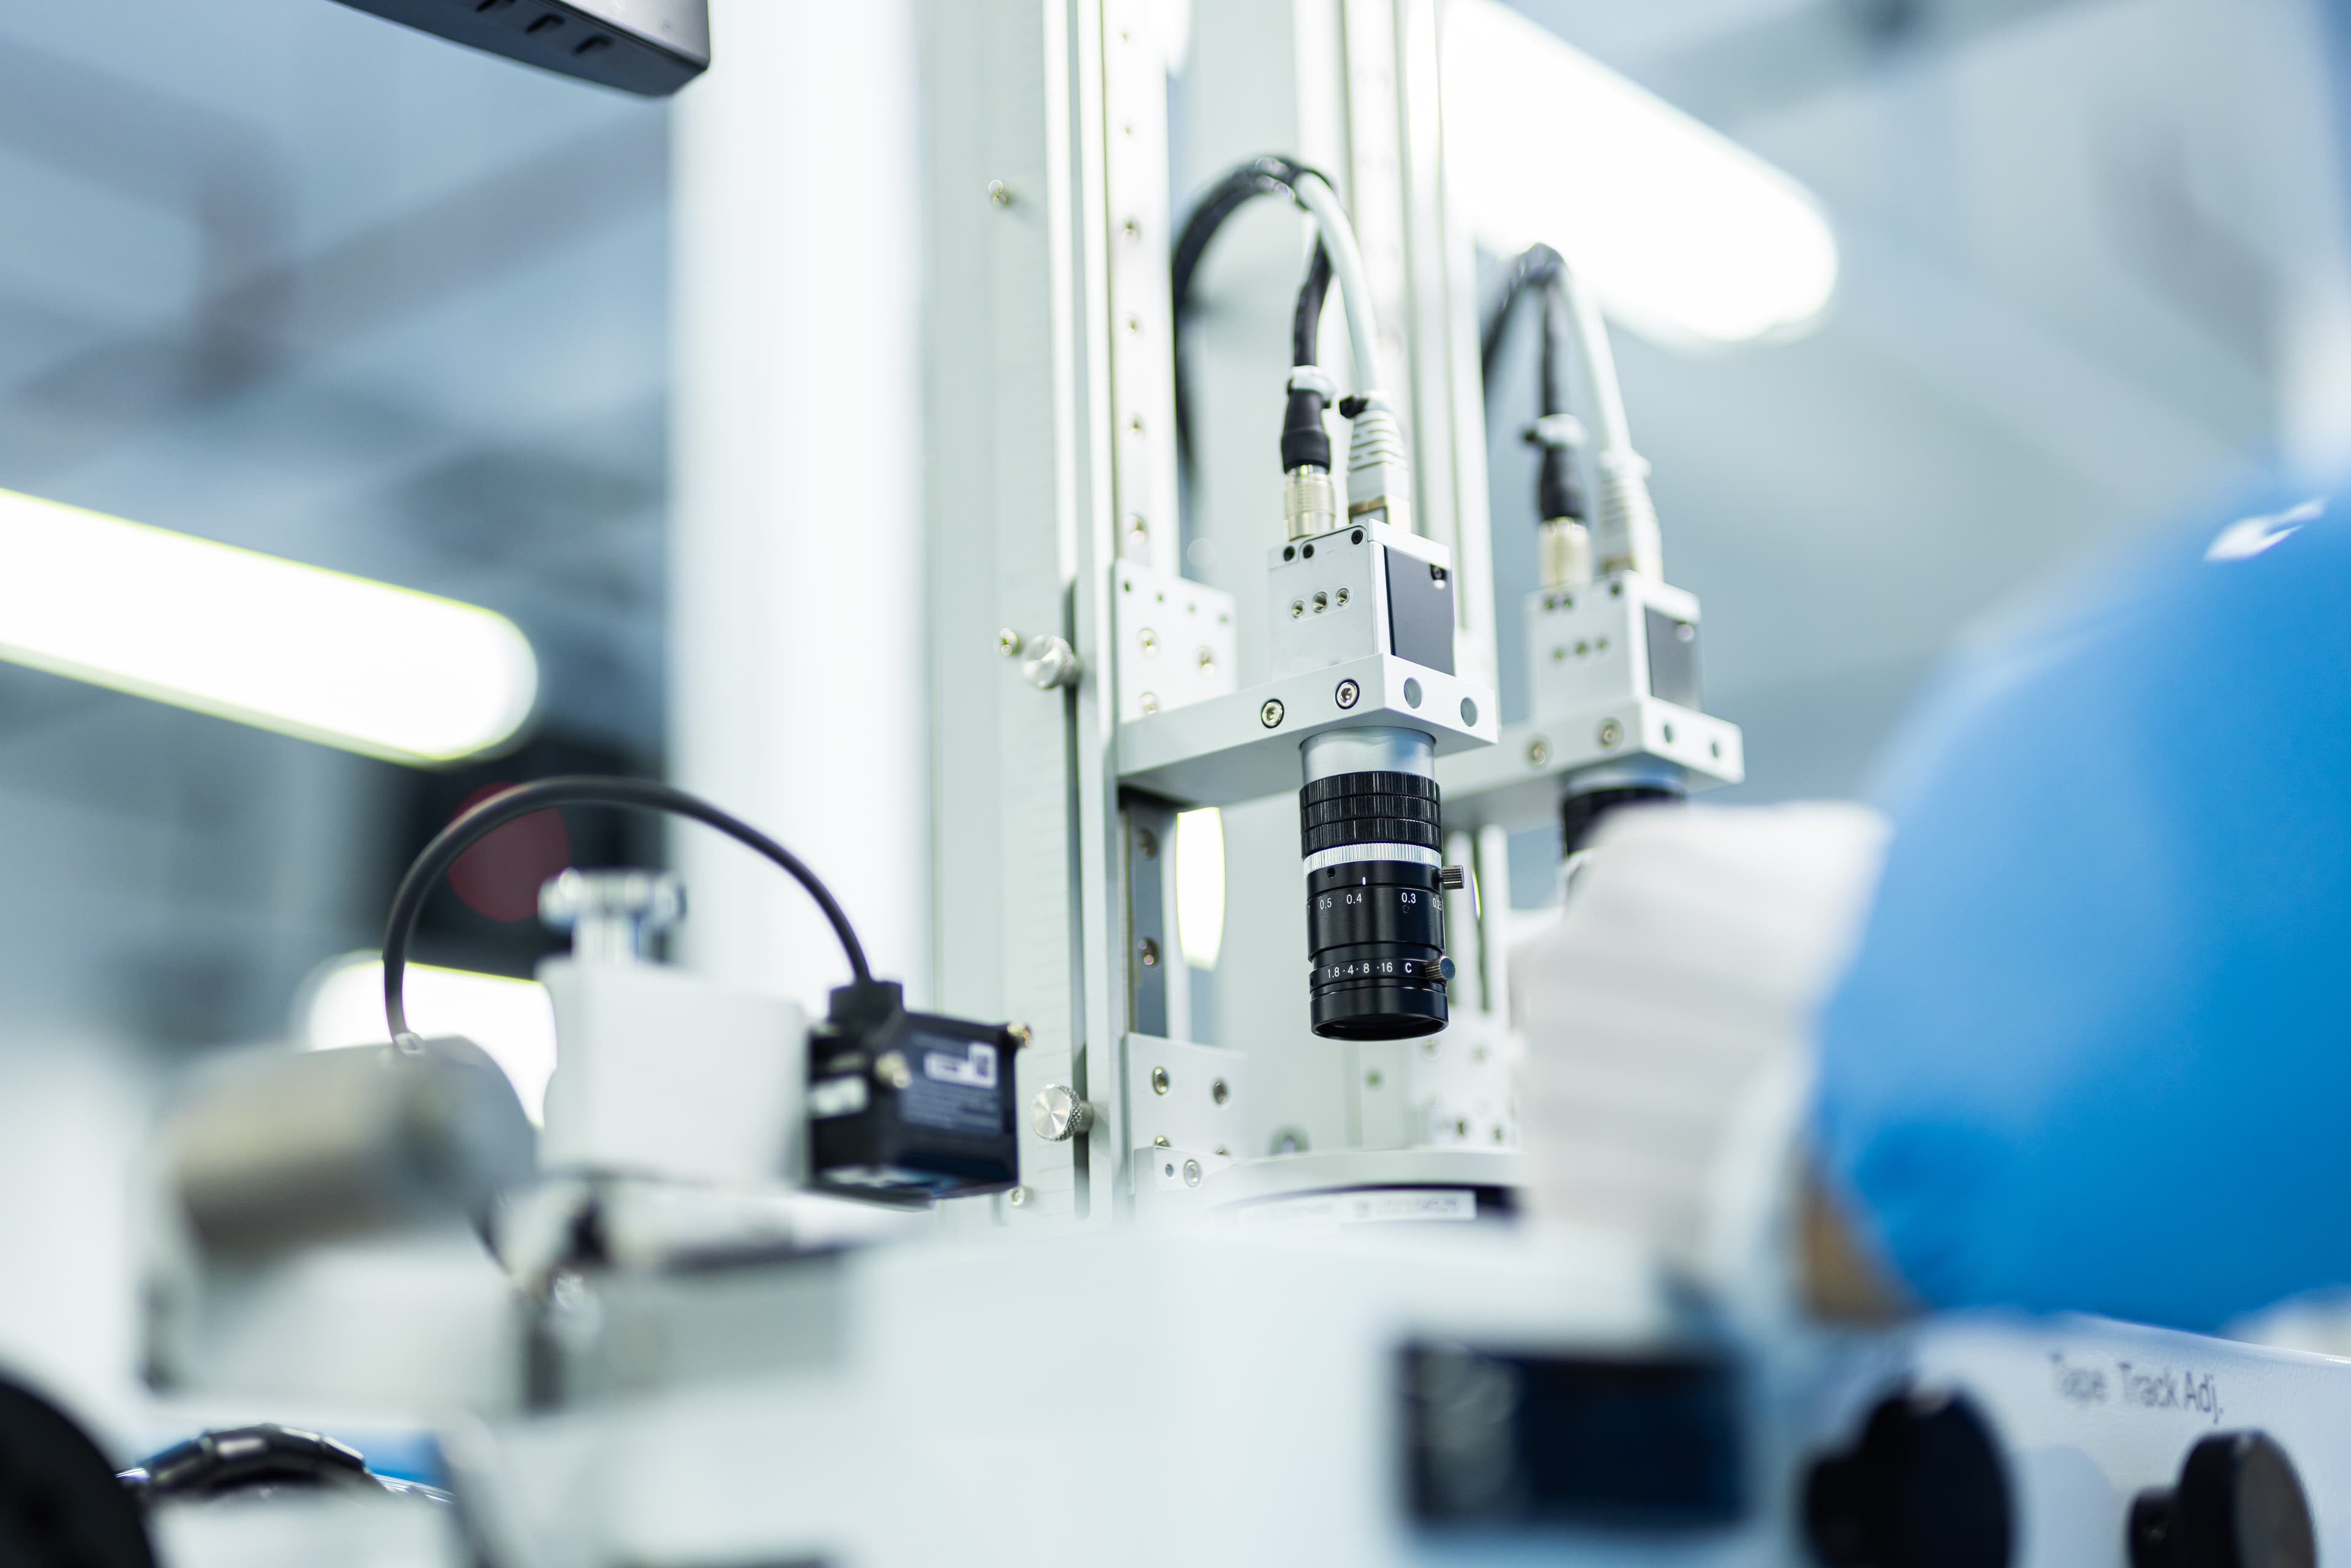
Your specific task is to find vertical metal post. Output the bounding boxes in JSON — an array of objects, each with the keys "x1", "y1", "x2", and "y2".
[{"x1": 921, "y1": 0, "x2": 1115, "y2": 1225}]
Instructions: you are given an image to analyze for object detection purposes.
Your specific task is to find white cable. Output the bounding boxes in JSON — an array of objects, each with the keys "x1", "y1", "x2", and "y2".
[
  {"x1": 1553, "y1": 257, "x2": 1629, "y2": 458},
  {"x1": 1553, "y1": 253, "x2": 1659, "y2": 576},
  {"x1": 1288, "y1": 171, "x2": 1387, "y2": 396}
]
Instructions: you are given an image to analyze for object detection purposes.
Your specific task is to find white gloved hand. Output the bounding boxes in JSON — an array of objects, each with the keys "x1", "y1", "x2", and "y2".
[{"x1": 1515, "y1": 802, "x2": 1888, "y2": 1304}]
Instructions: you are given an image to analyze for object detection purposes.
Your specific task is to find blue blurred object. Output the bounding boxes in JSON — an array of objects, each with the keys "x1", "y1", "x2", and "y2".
[{"x1": 1815, "y1": 483, "x2": 2351, "y2": 1332}]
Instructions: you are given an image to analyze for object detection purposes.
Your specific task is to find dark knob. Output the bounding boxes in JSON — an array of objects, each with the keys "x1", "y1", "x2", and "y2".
[
  {"x1": 1805, "y1": 1387, "x2": 2013, "y2": 1568},
  {"x1": 2130, "y1": 1432, "x2": 2315, "y2": 1568}
]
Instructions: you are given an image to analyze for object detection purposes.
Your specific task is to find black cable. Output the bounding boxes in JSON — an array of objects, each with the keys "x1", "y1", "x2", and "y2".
[
  {"x1": 1481, "y1": 244, "x2": 1586, "y2": 525},
  {"x1": 1478, "y1": 242, "x2": 1565, "y2": 403},
  {"x1": 381, "y1": 776, "x2": 870, "y2": 1040},
  {"x1": 1291, "y1": 238, "x2": 1333, "y2": 369},
  {"x1": 1170, "y1": 154, "x2": 1335, "y2": 475}
]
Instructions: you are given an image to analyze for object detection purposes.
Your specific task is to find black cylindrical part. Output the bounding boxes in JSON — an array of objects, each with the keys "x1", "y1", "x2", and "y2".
[
  {"x1": 1301, "y1": 730, "x2": 1450, "y2": 1040},
  {"x1": 1561, "y1": 782, "x2": 1684, "y2": 857}
]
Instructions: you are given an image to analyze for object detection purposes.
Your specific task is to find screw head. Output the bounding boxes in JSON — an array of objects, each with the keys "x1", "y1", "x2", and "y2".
[
  {"x1": 1151, "y1": 1066, "x2": 1171, "y2": 1095},
  {"x1": 1335, "y1": 678, "x2": 1360, "y2": 710},
  {"x1": 997, "y1": 628, "x2": 1022, "y2": 656},
  {"x1": 1138, "y1": 627, "x2": 1158, "y2": 656},
  {"x1": 1527, "y1": 737, "x2": 1551, "y2": 767},
  {"x1": 874, "y1": 1051, "x2": 912, "y2": 1090},
  {"x1": 1008, "y1": 1185, "x2": 1030, "y2": 1207},
  {"x1": 1260, "y1": 699, "x2": 1286, "y2": 729},
  {"x1": 1138, "y1": 937, "x2": 1160, "y2": 969},
  {"x1": 1210, "y1": 1077, "x2": 1229, "y2": 1105},
  {"x1": 1196, "y1": 647, "x2": 1215, "y2": 673},
  {"x1": 1182, "y1": 1158, "x2": 1203, "y2": 1187},
  {"x1": 988, "y1": 179, "x2": 1014, "y2": 206},
  {"x1": 1598, "y1": 718, "x2": 1624, "y2": 749},
  {"x1": 1139, "y1": 692, "x2": 1160, "y2": 714},
  {"x1": 1004, "y1": 1022, "x2": 1034, "y2": 1045},
  {"x1": 1135, "y1": 827, "x2": 1158, "y2": 859}
]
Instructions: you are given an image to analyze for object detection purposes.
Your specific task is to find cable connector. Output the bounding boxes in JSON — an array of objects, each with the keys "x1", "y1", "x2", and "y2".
[
  {"x1": 1284, "y1": 464, "x2": 1340, "y2": 541},
  {"x1": 1594, "y1": 449, "x2": 1663, "y2": 579},
  {"x1": 1341, "y1": 392, "x2": 1412, "y2": 534},
  {"x1": 1523, "y1": 413, "x2": 1586, "y2": 452},
  {"x1": 1539, "y1": 518, "x2": 1592, "y2": 591}
]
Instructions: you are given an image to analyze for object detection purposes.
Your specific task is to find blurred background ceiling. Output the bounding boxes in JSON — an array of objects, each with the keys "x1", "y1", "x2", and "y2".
[
  {"x1": 1485, "y1": 0, "x2": 2351, "y2": 823},
  {"x1": 0, "y1": 0, "x2": 670, "y2": 1043}
]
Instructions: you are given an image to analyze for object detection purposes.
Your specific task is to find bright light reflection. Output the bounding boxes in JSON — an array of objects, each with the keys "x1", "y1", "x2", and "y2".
[
  {"x1": 301, "y1": 954, "x2": 558, "y2": 1125},
  {"x1": 1444, "y1": 0, "x2": 1839, "y2": 345},
  {"x1": 0, "y1": 486, "x2": 536, "y2": 764},
  {"x1": 1176, "y1": 806, "x2": 1225, "y2": 969}
]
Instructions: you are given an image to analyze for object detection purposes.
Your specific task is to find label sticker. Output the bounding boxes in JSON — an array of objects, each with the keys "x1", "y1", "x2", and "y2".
[
  {"x1": 923, "y1": 1040, "x2": 999, "y2": 1088},
  {"x1": 899, "y1": 1032, "x2": 1005, "y2": 1138}
]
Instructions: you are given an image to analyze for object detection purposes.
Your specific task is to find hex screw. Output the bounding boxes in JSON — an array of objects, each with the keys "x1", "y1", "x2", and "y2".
[
  {"x1": 1151, "y1": 1066, "x2": 1171, "y2": 1095},
  {"x1": 1138, "y1": 937, "x2": 1160, "y2": 969},
  {"x1": 1527, "y1": 737, "x2": 1551, "y2": 767},
  {"x1": 1335, "y1": 679, "x2": 1360, "y2": 710},
  {"x1": 1598, "y1": 719, "x2": 1624, "y2": 749},
  {"x1": 1260, "y1": 699, "x2": 1286, "y2": 728},
  {"x1": 988, "y1": 179, "x2": 1014, "y2": 206},
  {"x1": 1008, "y1": 1186, "x2": 1031, "y2": 1207},
  {"x1": 997, "y1": 628, "x2": 1022, "y2": 657}
]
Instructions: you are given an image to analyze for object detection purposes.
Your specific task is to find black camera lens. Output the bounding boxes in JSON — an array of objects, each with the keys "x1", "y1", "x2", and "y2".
[{"x1": 1300, "y1": 728, "x2": 1452, "y2": 1040}]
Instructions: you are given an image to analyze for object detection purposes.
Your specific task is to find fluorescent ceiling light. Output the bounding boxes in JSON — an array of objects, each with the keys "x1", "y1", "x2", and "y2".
[
  {"x1": 1176, "y1": 806, "x2": 1225, "y2": 969},
  {"x1": 301, "y1": 953, "x2": 558, "y2": 1125},
  {"x1": 1443, "y1": 0, "x2": 1839, "y2": 345},
  {"x1": 0, "y1": 486, "x2": 536, "y2": 764}
]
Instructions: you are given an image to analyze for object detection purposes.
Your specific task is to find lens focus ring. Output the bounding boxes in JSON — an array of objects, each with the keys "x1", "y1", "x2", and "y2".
[{"x1": 1301, "y1": 769, "x2": 1450, "y2": 1041}]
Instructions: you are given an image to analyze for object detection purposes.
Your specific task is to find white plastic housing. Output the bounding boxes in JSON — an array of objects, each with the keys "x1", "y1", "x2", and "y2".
[{"x1": 538, "y1": 957, "x2": 808, "y2": 1187}]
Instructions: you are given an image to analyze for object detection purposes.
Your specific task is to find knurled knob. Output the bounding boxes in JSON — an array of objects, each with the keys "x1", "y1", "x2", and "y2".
[
  {"x1": 2131, "y1": 1431, "x2": 2314, "y2": 1568},
  {"x1": 1030, "y1": 1083, "x2": 1094, "y2": 1142}
]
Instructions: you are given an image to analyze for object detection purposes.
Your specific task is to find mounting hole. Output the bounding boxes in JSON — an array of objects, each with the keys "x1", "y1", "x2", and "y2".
[
  {"x1": 1303, "y1": 544, "x2": 1315, "y2": 558},
  {"x1": 1403, "y1": 678, "x2": 1423, "y2": 708},
  {"x1": 1282, "y1": 545, "x2": 1295, "y2": 561},
  {"x1": 1460, "y1": 697, "x2": 1479, "y2": 726},
  {"x1": 1351, "y1": 528, "x2": 1363, "y2": 544}
]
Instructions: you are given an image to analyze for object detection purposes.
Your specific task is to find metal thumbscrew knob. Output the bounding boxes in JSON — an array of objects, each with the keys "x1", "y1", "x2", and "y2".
[
  {"x1": 1438, "y1": 866, "x2": 1466, "y2": 891},
  {"x1": 1021, "y1": 634, "x2": 1082, "y2": 691},
  {"x1": 1030, "y1": 1084, "x2": 1095, "y2": 1142}
]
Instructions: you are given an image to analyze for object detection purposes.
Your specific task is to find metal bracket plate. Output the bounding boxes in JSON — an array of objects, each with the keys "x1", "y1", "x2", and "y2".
[
  {"x1": 1436, "y1": 703, "x2": 1744, "y2": 831},
  {"x1": 1112, "y1": 561, "x2": 1238, "y2": 723},
  {"x1": 1119, "y1": 1033, "x2": 1250, "y2": 1167},
  {"x1": 1118, "y1": 655, "x2": 1497, "y2": 806}
]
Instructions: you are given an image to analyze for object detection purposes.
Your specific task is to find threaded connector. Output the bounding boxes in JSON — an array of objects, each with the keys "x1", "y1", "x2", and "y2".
[
  {"x1": 1594, "y1": 449, "x2": 1662, "y2": 579},
  {"x1": 1539, "y1": 518, "x2": 1592, "y2": 591},
  {"x1": 1342, "y1": 393, "x2": 1412, "y2": 534},
  {"x1": 1284, "y1": 465, "x2": 1340, "y2": 541}
]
